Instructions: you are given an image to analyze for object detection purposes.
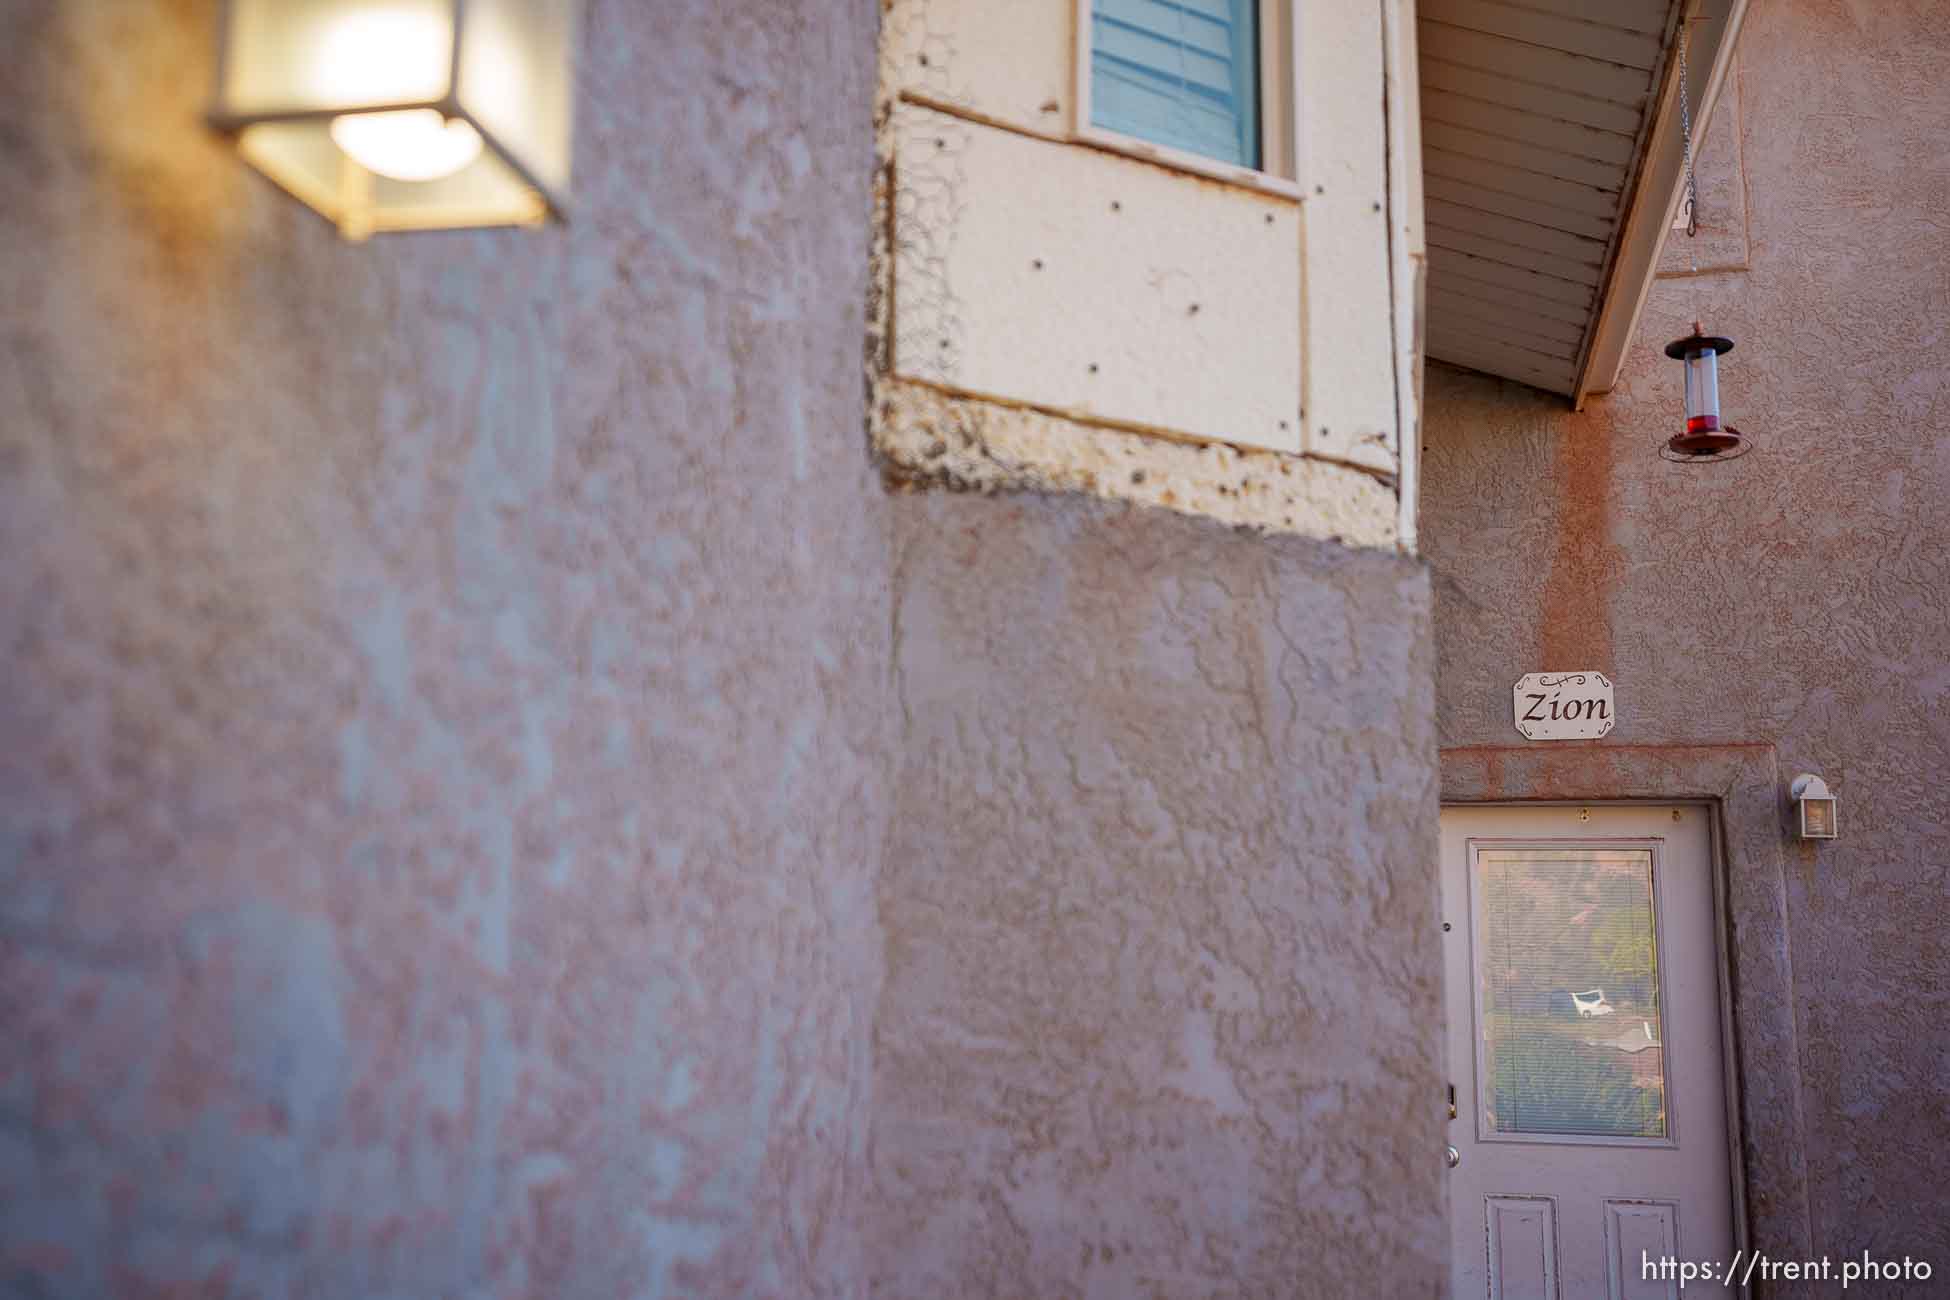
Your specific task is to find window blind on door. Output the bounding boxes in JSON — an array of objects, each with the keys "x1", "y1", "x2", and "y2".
[
  {"x1": 1475, "y1": 849, "x2": 1669, "y2": 1142},
  {"x1": 1090, "y1": 0, "x2": 1260, "y2": 169}
]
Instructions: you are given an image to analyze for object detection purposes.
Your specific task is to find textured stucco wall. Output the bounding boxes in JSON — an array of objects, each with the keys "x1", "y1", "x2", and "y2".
[
  {"x1": 0, "y1": 1, "x2": 891, "y2": 1295},
  {"x1": 870, "y1": 494, "x2": 1445, "y2": 1298},
  {"x1": 2, "y1": 2, "x2": 1449, "y2": 1296},
  {"x1": 1421, "y1": 0, "x2": 1950, "y2": 1287}
]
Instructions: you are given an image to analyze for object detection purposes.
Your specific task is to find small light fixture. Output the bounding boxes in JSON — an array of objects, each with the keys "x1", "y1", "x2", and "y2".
[
  {"x1": 1662, "y1": 323, "x2": 1748, "y2": 461},
  {"x1": 1789, "y1": 773, "x2": 1838, "y2": 840},
  {"x1": 208, "y1": 0, "x2": 579, "y2": 240}
]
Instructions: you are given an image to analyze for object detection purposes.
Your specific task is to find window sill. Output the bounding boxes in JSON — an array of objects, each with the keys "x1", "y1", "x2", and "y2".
[
  {"x1": 891, "y1": 92, "x2": 1302, "y2": 205},
  {"x1": 1073, "y1": 123, "x2": 1302, "y2": 201}
]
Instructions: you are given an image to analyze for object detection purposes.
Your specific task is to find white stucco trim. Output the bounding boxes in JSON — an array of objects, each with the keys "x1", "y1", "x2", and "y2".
[
  {"x1": 874, "y1": 0, "x2": 1415, "y2": 544},
  {"x1": 1381, "y1": 0, "x2": 1425, "y2": 553}
]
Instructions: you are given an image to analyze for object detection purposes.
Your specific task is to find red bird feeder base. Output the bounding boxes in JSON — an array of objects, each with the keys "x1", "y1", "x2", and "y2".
[
  {"x1": 1665, "y1": 423, "x2": 1746, "y2": 457},
  {"x1": 1662, "y1": 328, "x2": 1750, "y2": 462}
]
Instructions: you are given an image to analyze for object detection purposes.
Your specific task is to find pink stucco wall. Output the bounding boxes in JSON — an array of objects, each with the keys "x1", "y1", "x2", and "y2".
[
  {"x1": 0, "y1": 1, "x2": 893, "y2": 1294},
  {"x1": 1421, "y1": 1, "x2": 1950, "y2": 1289},
  {"x1": 0, "y1": 2, "x2": 1449, "y2": 1297},
  {"x1": 870, "y1": 496, "x2": 1446, "y2": 1298}
]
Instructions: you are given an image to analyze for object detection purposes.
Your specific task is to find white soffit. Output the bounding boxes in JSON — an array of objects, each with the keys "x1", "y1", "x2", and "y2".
[{"x1": 1417, "y1": 0, "x2": 1745, "y2": 400}]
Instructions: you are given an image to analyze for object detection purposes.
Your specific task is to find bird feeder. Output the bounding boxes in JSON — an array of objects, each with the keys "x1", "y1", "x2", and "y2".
[{"x1": 1662, "y1": 324, "x2": 1744, "y2": 459}]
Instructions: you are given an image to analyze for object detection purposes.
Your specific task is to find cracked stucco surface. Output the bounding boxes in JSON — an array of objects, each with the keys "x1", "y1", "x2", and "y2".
[
  {"x1": 876, "y1": 379, "x2": 1399, "y2": 546},
  {"x1": 1422, "y1": 1, "x2": 1950, "y2": 1286},
  {"x1": 870, "y1": 494, "x2": 1444, "y2": 1298}
]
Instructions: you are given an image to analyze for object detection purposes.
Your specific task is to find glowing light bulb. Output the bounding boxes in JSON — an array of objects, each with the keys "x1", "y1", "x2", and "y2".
[{"x1": 330, "y1": 109, "x2": 483, "y2": 181}]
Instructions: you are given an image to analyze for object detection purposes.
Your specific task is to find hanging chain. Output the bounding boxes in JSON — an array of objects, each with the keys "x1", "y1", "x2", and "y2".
[{"x1": 1678, "y1": 23, "x2": 1700, "y2": 243}]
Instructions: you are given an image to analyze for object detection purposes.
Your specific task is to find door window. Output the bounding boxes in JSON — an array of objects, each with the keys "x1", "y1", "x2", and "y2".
[{"x1": 1472, "y1": 847, "x2": 1671, "y2": 1144}]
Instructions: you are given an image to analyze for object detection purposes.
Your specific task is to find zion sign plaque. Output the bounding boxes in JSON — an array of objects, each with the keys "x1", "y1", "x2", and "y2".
[{"x1": 1513, "y1": 672, "x2": 1615, "y2": 740}]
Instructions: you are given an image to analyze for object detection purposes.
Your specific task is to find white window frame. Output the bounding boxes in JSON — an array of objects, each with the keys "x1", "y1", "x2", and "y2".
[{"x1": 1072, "y1": 0, "x2": 1299, "y2": 199}]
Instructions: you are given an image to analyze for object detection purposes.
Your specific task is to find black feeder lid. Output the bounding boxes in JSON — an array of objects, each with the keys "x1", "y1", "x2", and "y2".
[{"x1": 1665, "y1": 333, "x2": 1735, "y2": 359}]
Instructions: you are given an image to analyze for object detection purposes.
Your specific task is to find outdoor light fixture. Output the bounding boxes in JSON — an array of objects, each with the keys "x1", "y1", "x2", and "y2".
[
  {"x1": 1790, "y1": 773, "x2": 1838, "y2": 840},
  {"x1": 1663, "y1": 323, "x2": 1746, "y2": 459},
  {"x1": 208, "y1": 0, "x2": 579, "y2": 239}
]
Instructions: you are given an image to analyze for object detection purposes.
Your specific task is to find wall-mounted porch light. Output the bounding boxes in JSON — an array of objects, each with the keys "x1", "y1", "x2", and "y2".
[
  {"x1": 208, "y1": 0, "x2": 579, "y2": 240},
  {"x1": 1789, "y1": 773, "x2": 1838, "y2": 840}
]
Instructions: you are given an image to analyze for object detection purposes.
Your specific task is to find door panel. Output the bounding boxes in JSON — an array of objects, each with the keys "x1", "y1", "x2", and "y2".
[
  {"x1": 1442, "y1": 806, "x2": 1733, "y2": 1300},
  {"x1": 1486, "y1": 1196, "x2": 1559, "y2": 1300},
  {"x1": 1604, "y1": 1200, "x2": 1682, "y2": 1299}
]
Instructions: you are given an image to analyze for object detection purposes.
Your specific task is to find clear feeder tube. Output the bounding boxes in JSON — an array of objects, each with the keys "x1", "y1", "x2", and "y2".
[{"x1": 1684, "y1": 348, "x2": 1721, "y2": 434}]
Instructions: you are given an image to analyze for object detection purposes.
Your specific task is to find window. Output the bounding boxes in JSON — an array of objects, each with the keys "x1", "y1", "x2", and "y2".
[{"x1": 1078, "y1": 0, "x2": 1294, "y2": 188}]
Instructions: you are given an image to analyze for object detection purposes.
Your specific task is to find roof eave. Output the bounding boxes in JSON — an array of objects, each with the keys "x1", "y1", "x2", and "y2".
[{"x1": 1573, "y1": 0, "x2": 1750, "y2": 410}]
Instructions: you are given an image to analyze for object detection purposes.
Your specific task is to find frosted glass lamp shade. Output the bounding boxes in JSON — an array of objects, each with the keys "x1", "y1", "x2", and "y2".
[{"x1": 209, "y1": 0, "x2": 578, "y2": 238}]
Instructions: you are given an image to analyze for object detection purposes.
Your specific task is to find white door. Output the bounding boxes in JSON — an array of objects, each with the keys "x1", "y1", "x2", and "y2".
[{"x1": 1441, "y1": 805, "x2": 1735, "y2": 1299}]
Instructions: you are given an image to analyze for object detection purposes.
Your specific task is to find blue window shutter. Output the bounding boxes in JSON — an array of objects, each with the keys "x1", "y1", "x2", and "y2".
[{"x1": 1090, "y1": 0, "x2": 1259, "y2": 169}]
